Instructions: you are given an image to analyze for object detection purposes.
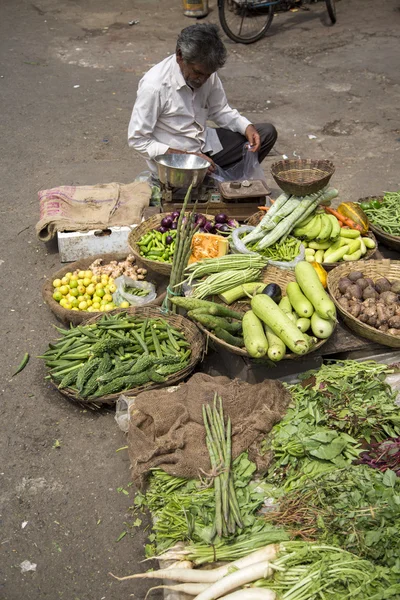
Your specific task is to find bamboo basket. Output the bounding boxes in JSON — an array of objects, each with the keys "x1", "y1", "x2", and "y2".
[
  {"x1": 357, "y1": 196, "x2": 400, "y2": 252},
  {"x1": 50, "y1": 306, "x2": 205, "y2": 409},
  {"x1": 271, "y1": 159, "x2": 335, "y2": 196},
  {"x1": 128, "y1": 212, "x2": 216, "y2": 277},
  {"x1": 191, "y1": 265, "x2": 331, "y2": 359},
  {"x1": 327, "y1": 259, "x2": 400, "y2": 348},
  {"x1": 42, "y1": 253, "x2": 168, "y2": 326}
]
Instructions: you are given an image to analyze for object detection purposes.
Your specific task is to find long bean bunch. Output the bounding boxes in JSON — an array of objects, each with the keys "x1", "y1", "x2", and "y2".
[
  {"x1": 363, "y1": 191, "x2": 400, "y2": 235},
  {"x1": 167, "y1": 184, "x2": 198, "y2": 312},
  {"x1": 191, "y1": 267, "x2": 261, "y2": 299},
  {"x1": 184, "y1": 254, "x2": 268, "y2": 284},
  {"x1": 203, "y1": 394, "x2": 243, "y2": 538}
]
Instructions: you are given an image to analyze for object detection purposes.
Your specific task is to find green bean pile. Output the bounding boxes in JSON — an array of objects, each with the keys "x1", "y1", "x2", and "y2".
[
  {"x1": 362, "y1": 191, "x2": 400, "y2": 236},
  {"x1": 249, "y1": 236, "x2": 301, "y2": 261}
]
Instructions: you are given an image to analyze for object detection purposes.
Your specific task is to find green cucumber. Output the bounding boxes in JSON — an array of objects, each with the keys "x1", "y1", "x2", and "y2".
[
  {"x1": 242, "y1": 310, "x2": 268, "y2": 358},
  {"x1": 310, "y1": 312, "x2": 335, "y2": 339},
  {"x1": 286, "y1": 282, "x2": 314, "y2": 318},
  {"x1": 251, "y1": 294, "x2": 310, "y2": 355},
  {"x1": 295, "y1": 261, "x2": 337, "y2": 321},
  {"x1": 346, "y1": 238, "x2": 361, "y2": 254},
  {"x1": 323, "y1": 245, "x2": 350, "y2": 264},
  {"x1": 363, "y1": 236, "x2": 376, "y2": 249},
  {"x1": 264, "y1": 325, "x2": 286, "y2": 362},
  {"x1": 218, "y1": 282, "x2": 266, "y2": 305},
  {"x1": 343, "y1": 250, "x2": 362, "y2": 261},
  {"x1": 339, "y1": 228, "x2": 361, "y2": 239}
]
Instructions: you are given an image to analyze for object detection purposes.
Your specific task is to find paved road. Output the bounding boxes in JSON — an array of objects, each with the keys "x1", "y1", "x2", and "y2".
[{"x1": 1, "y1": 1, "x2": 399, "y2": 599}]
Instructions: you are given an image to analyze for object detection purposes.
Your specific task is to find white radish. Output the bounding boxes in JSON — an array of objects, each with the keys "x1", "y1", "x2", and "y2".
[
  {"x1": 193, "y1": 561, "x2": 272, "y2": 600},
  {"x1": 111, "y1": 545, "x2": 279, "y2": 584},
  {"x1": 146, "y1": 583, "x2": 210, "y2": 598},
  {"x1": 217, "y1": 590, "x2": 275, "y2": 600},
  {"x1": 109, "y1": 568, "x2": 221, "y2": 583}
]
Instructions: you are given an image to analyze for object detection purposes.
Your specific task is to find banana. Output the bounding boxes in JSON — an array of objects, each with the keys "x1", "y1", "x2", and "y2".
[
  {"x1": 326, "y1": 214, "x2": 341, "y2": 240},
  {"x1": 296, "y1": 214, "x2": 315, "y2": 229},
  {"x1": 316, "y1": 214, "x2": 332, "y2": 242},
  {"x1": 304, "y1": 214, "x2": 323, "y2": 241},
  {"x1": 293, "y1": 214, "x2": 320, "y2": 238}
]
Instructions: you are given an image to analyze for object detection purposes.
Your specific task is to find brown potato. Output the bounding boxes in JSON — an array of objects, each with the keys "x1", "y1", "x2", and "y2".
[
  {"x1": 348, "y1": 304, "x2": 361, "y2": 318},
  {"x1": 375, "y1": 278, "x2": 392, "y2": 294},
  {"x1": 379, "y1": 291, "x2": 398, "y2": 305},
  {"x1": 388, "y1": 315, "x2": 400, "y2": 329},
  {"x1": 346, "y1": 284, "x2": 363, "y2": 299},
  {"x1": 387, "y1": 328, "x2": 400, "y2": 336},
  {"x1": 338, "y1": 297, "x2": 350, "y2": 310},
  {"x1": 376, "y1": 303, "x2": 387, "y2": 325},
  {"x1": 354, "y1": 278, "x2": 369, "y2": 291},
  {"x1": 364, "y1": 278, "x2": 375, "y2": 287},
  {"x1": 363, "y1": 286, "x2": 379, "y2": 300},
  {"x1": 367, "y1": 316, "x2": 378, "y2": 327},
  {"x1": 390, "y1": 281, "x2": 400, "y2": 294},
  {"x1": 338, "y1": 277, "x2": 353, "y2": 295},
  {"x1": 379, "y1": 323, "x2": 389, "y2": 332},
  {"x1": 348, "y1": 271, "x2": 364, "y2": 282}
]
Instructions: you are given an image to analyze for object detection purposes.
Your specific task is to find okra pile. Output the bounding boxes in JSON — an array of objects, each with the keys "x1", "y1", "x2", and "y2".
[{"x1": 39, "y1": 312, "x2": 191, "y2": 399}]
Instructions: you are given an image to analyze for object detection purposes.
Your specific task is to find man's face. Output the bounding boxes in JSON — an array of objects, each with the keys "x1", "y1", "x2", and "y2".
[{"x1": 176, "y1": 51, "x2": 214, "y2": 89}]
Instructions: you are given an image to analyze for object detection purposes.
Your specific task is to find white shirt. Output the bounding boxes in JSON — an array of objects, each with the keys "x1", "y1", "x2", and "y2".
[{"x1": 128, "y1": 55, "x2": 252, "y2": 171}]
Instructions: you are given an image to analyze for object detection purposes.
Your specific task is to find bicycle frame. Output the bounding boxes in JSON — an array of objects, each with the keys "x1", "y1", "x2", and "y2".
[{"x1": 218, "y1": 0, "x2": 280, "y2": 6}]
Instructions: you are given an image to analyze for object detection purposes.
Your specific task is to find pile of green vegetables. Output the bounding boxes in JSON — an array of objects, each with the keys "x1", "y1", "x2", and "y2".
[
  {"x1": 39, "y1": 312, "x2": 191, "y2": 399},
  {"x1": 361, "y1": 191, "x2": 400, "y2": 236},
  {"x1": 128, "y1": 359, "x2": 400, "y2": 597}
]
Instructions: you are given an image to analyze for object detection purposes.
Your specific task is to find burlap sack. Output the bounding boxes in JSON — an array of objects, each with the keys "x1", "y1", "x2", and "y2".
[
  {"x1": 36, "y1": 181, "x2": 151, "y2": 242},
  {"x1": 127, "y1": 372, "x2": 291, "y2": 486}
]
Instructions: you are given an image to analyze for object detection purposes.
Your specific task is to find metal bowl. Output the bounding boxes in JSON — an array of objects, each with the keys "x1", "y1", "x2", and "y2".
[{"x1": 154, "y1": 153, "x2": 209, "y2": 189}]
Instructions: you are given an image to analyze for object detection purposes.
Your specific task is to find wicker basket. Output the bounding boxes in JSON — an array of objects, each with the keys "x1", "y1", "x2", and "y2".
[
  {"x1": 192, "y1": 265, "x2": 331, "y2": 359},
  {"x1": 51, "y1": 306, "x2": 205, "y2": 409},
  {"x1": 357, "y1": 197, "x2": 400, "y2": 252},
  {"x1": 128, "y1": 214, "x2": 173, "y2": 276},
  {"x1": 42, "y1": 253, "x2": 169, "y2": 326},
  {"x1": 327, "y1": 259, "x2": 400, "y2": 348},
  {"x1": 271, "y1": 159, "x2": 335, "y2": 196}
]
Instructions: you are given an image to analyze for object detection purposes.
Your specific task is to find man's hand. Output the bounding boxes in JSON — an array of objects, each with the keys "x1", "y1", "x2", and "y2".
[{"x1": 245, "y1": 125, "x2": 261, "y2": 153}]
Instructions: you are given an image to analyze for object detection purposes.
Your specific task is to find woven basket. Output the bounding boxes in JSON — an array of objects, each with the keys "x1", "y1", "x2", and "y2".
[
  {"x1": 192, "y1": 265, "x2": 330, "y2": 359},
  {"x1": 128, "y1": 212, "x2": 220, "y2": 276},
  {"x1": 357, "y1": 197, "x2": 400, "y2": 252},
  {"x1": 128, "y1": 214, "x2": 173, "y2": 276},
  {"x1": 271, "y1": 159, "x2": 335, "y2": 196},
  {"x1": 327, "y1": 259, "x2": 400, "y2": 348},
  {"x1": 51, "y1": 306, "x2": 205, "y2": 409},
  {"x1": 42, "y1": 253, "x2": 168, "y2": 326}
]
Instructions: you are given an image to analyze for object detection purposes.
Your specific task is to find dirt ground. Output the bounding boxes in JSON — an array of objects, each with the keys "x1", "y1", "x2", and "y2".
[{"x1": 0, "y1": 0, "x2": 399, "y2": 598}]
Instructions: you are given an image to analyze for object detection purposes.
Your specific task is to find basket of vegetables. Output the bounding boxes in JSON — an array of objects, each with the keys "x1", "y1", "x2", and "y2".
[
  {"x1": 172, "y1": 259, "x2": 336, "y2": 362},
  {"x1": 357, "y1": 193, "x2": 400, "y2": 252},
  {"x1": 246, "y1": 205, "x2": 377, "y2": 269},
  {"x1": 128, "y1": 212, "x2": 233, "y2": 276},
  {"x1": 42, "y1": 253, "x2": 168, "y2": 326},
  {"x1": 39, "y1": 306, "x2": 205, "y2": 409},
  {"x1": 327, "y1": 260, "x2": 400, "y2": 348}
]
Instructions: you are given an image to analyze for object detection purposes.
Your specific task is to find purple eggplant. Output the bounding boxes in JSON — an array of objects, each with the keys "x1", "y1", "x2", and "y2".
[
  {"x1": 196, "y1": 214, "x2": 207, "y2": 228},
  {"x1": 158, "y1": 226, "x2": 168, "y2": 234},
  {"x1": 171, "y1": 211, "x2": 180, "y2": 220},
  {"x1": 171, "y1": 222, "x2": 178, "y2": 230},
  {"x1": 215, "y1": 213, "x2": 228, "y2": 224},
  {"x1": 161, "y1": 215, "x2": 173, "y2": 229},
  {"x1": 166, "y1": 235, "x2": 173, "y2": 244},
  {"x1": 203, "y1": 221, "x2": 215, "y2": 234},
  {"x1": 227, "y1": 218, "x2": 239, "y2": 229}
]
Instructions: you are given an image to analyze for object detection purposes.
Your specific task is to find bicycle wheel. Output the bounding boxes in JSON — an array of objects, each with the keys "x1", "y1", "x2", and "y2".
[
  {"x1": 218, "y1": 0, "x2": 274, "y2": 44},
  {"x1": 325, "y1": 0, "x2": 336, "y2": 24}
]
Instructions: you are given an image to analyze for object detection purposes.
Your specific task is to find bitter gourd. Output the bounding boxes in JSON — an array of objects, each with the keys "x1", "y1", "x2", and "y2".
[
  {"x1": 90, "y1": 338, "x2": 130, "y2": 357},
  {"x1": 155, "y1": 360, "x2": 189, "y2": 376},
  {"x1": 76, "y1": 358, "x2": 101, "y2": 392},
  {"x1": 147, "y1": 368, "x2": 166, "y2": 383},
  {"x1": 97, "y1": 360, "x2": 135, "y2": 384},
  {"x1": 58, "y1": 367, "x2": 82, "y2": 390}
]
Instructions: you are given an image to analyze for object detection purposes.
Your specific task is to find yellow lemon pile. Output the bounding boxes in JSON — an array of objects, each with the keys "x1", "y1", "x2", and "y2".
[{"x1": 52, "y1": 270, "x2": 130, "y2": 312}]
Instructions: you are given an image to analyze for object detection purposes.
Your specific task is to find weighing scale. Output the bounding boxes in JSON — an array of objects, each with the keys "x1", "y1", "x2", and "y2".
[{"x1": 154, "y1": 153, "x2": 270, "y2": 220}]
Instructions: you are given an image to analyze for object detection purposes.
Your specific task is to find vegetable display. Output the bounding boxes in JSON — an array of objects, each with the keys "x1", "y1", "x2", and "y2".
[
  {"x1": 137, "y1": 212, "x2": 237, "y2": 264},
  {"x1": 172, "y1": 260, "x2": 336, "y2": 360},
  {"x1": 51, "y1": 256, "x2": 148, "y2": 312},
  {"x1": 334, "y1": 269, "x2": 400, "y2": 335},
  {"x1": 39, "y1": 312, "x2": 191, "y2": 399},
  {"x1": 361, "y1": 190, "x2": 400, "y2": 236}
]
